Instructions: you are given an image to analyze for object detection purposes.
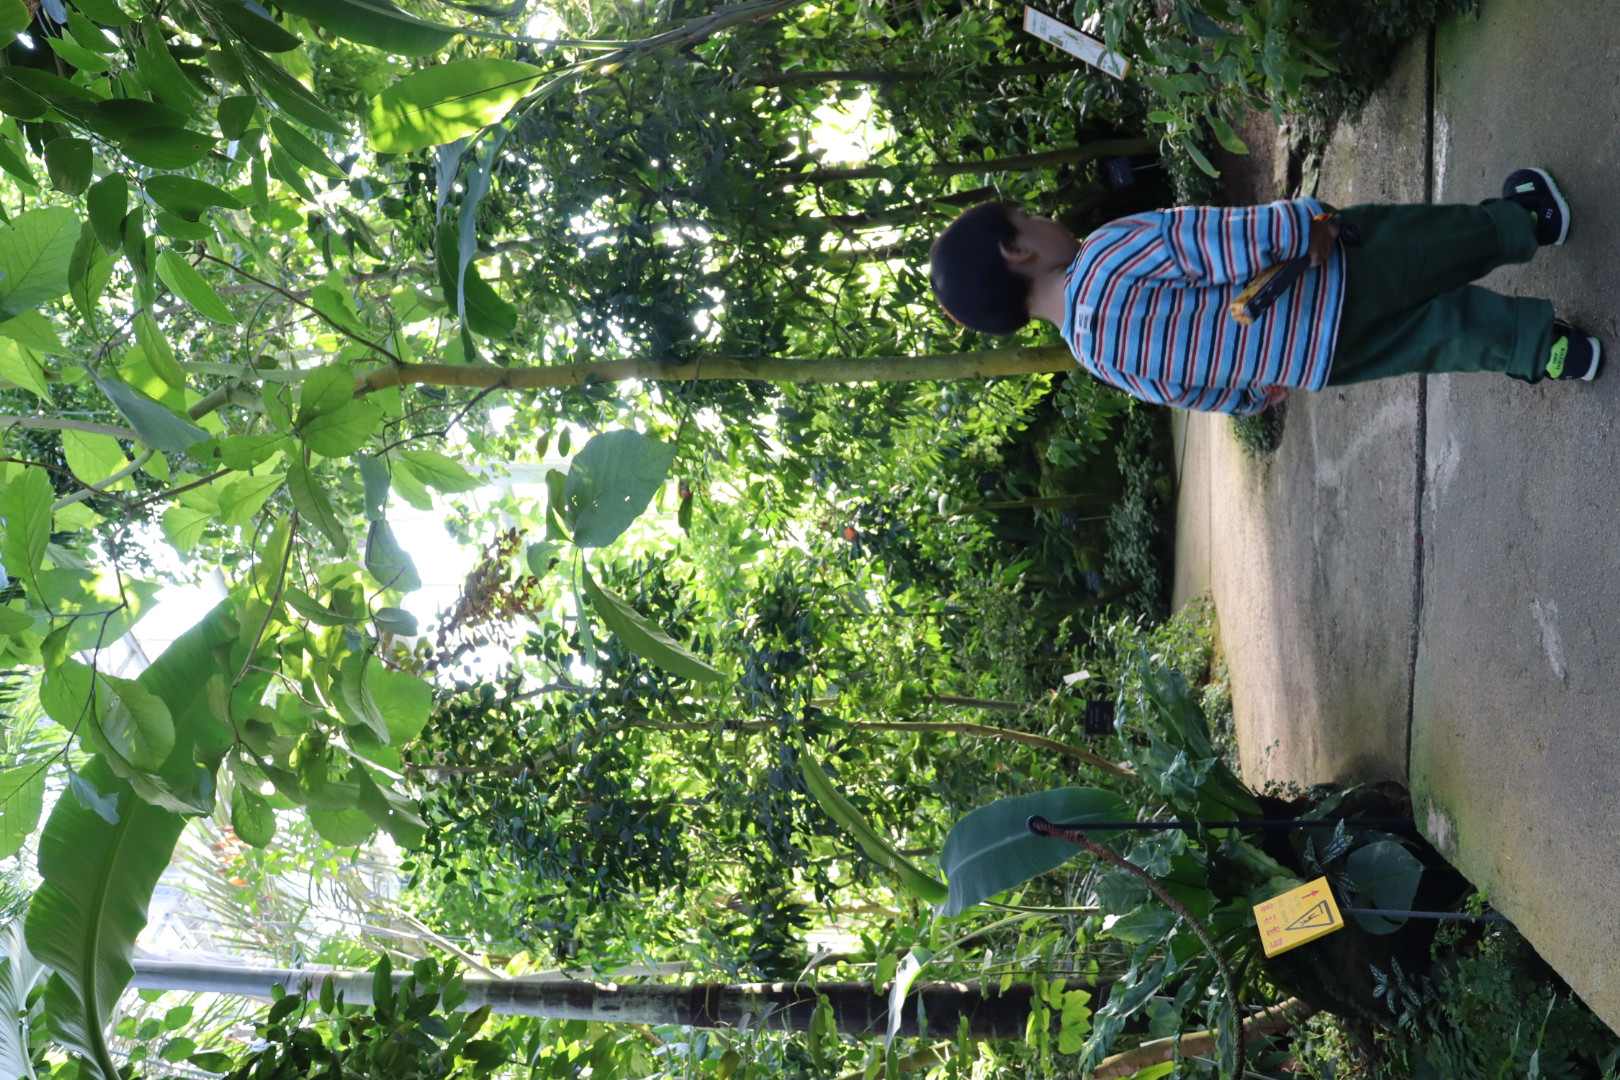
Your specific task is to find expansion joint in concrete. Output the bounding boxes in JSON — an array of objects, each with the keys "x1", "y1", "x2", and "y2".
[{"x1": 1404, "y1": 25, "x2": 1439, "y2": 779}]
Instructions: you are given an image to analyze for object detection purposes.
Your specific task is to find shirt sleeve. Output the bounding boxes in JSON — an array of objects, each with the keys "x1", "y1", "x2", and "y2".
[{"x1": 1156, "y1": 199, "x2": 1317, "y2": 286}]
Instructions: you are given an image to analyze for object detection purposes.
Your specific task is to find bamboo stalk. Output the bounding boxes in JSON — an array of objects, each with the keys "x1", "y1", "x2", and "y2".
[
  {"x1": 355, "y1": 345, "x2": 1076, "y2": 394},
  {"x1": 1090, "y1": 998, "x2": 1317, "y2": 1080}
]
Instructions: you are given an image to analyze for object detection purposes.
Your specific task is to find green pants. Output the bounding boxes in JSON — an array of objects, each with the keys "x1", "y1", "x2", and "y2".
[{"x1": 1326, "y1": 200, "x2": 1554, "y2": 386}]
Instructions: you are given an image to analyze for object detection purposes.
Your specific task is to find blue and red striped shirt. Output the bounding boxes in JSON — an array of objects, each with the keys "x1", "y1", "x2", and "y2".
[{"x1": 1061, "y1": 198, "x2": 1346, "y2": 415}]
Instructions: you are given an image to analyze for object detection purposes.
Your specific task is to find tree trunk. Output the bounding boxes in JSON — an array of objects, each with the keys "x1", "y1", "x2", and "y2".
[
  {"x1": 803, "y1": 186, "x2": 996, "y2": 232},
  {"x1": 128, "y1": 962, "x2": 1037, "y2": 1039},
  {"x1": 948, "y1": 494, "x2": 1114, "y2": 518},
  {"x1": 355, "y1": 344, "x2": 1075, "y2": 394},
  {"x1": 798, "y1": 138, "x2": 1156, "y2": 184},
  {"x1": 608, "y1": 716, "x2": 1136, "y2": 780}
]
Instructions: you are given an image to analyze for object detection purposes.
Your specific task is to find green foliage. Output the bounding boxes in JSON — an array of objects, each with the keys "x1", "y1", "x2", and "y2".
[
  {"x1": 929, "y1": 652, "x2": 1472, "y2": 1071},
  {"x1": 1103, "y1": 407, "x2": 1174, "y2": 618},
  {"x1": 0, "y1": 1, "x2": 1253, "y2": 1076},
  {"x1": 1231, "y1": 402, "x2": 1286, "y2": 455},
  {"x1": 1289, "y1": 911, "x2": 1620, "y2": 1079},
  {"x1": 1085, "y1": 0, "x2": 1476, "y2": 176},
  {"x1": 799, "y1": 744, "x2": 947, "y2": 904},
  {"x1": 220, "y1": 958, "x2": 507, "y2": 1079}
]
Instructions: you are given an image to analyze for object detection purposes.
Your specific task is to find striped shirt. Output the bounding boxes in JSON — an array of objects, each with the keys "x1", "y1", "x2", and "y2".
[{"x1": 1061, "y1": 198, "x2": 1346, "y2": 415}]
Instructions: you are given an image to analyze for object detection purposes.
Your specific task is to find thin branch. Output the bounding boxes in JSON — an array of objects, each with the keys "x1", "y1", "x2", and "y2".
[
  {"x1": 51, "y1": 449, "x2": 154, "y2": 511},
  {"x1": 187, "y1": 383, "x2": 263, "y2": 420},
  {"x1": 124, "y1": 469, "x2": 232, "y2": 513},
  {"x1": 0, "y1": 415, "x2": 141, "y2": 440},
  {"x1": 195, "y1": 253, "x2": 403, "y2": 365}
]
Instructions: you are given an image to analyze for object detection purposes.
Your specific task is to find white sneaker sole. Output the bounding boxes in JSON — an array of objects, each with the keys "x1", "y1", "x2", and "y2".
[
  {"x1": 1581, "y1": 336, "x2": 1602, "y2": 381},
  {"x1": 1526, "y1": 167, "x2": 1571, "y2": 245}
]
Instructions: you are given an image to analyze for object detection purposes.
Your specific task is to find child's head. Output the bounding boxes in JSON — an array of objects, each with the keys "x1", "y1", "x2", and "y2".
[{"x1": 929, "y1": 201, "x2": 1032, "y2": 336}]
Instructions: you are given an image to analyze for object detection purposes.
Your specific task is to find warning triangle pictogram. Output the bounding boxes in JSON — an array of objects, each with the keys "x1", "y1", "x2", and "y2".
[{"x1": 1284, "y1": 900, "x2": 1336, "y2": 931}]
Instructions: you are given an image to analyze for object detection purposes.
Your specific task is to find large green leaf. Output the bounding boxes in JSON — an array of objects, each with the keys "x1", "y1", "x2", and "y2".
[
  {"x1": 366, "y1": 666, "x2": 431, "y2": 744},
  {"x1": 938, "y1": 788, "x2": 1131, "y2": 916},
  {"x1": 287, "y1": 460, "x2": 348, "y2": 556},
  {"x1": 206, "y1": 0, "x2": 303, "y2": 52},
  {"x1": 562, "y1": 429, "x2": 676, "y2": 548},
  {"x1": 270, "y1": 118, "x2": 346, "y2": 179},
  {"x1": 34, "y1": 570, "x2": 162, "y2": 655},
  {"x1": 397, "y1": 448, "x2": 480, "y2": 493},
  {"x1": 1345, "y1": 840, "x2": 1424, "y2": 934},
  {"x1": 43, "y1": 138, "x2": 91, "y2": 196},
  {"x1": 135, "y1": 598, "x2": 237, "y2": 758},
  {"x1": 215, "y1": 472, "x2": 285, "y2": 527},
  {"x1": 85, "y1": 176, "x2": 127, "y2": 253},
  {"x1": 309, "y1": 806, "x2": 374, "y2": 846},
  {"x1": 230, "y1": 783, "x2": 276, "y2": 848},
  {"x1": 294, "y1": 362, "x2": 356, "y2": 424},
  {"x1": 0, "y1": 767, "x2": 44, "y2": 859},
  {"x1": 0, "y1": 337, "x2": 50, "y2": 402},
  {"x1": 799, "y1": 746, "x2": 947, "y2": 904},
  {"x1": 364, "y1": 521, "x2": 420, "y2": 593},
  {"x1": 300, "y1": 399, "x2": 382, "y2": 458},
  {"x1": 0, "y1": 207, "x2": 80, "y2": 319},
  {"x1": 355, "y1": 767, "x2": 424, "y2": 848},
  {"x1": 0, "y1": 310, "x2": 63, "y2": 353},
  {"x1": 60, "y1": 430, "x2": 130, "y2": 492},
  {"x1": 0, "y1": 920, "x2": 44, "y2": 1080},
  {"x1": 132, "y1": 28, "x2": 198, "y2": 109},
  {"x1": 154, "y1": 250, "x2": 235, "y2": 324},
  {"x1": 581, "y1": 564, "x2": 724, "y2": 683},
  {"x1": 367, "y1": 59, "x2": 543, "y2": 154},
  {"x1": 119, "y1": 127, "x2": 214, "y2": 170},
  {"x1": 0, "y1": 0, "x2": 30, "y2": 48},
  {"x1": 274, "y1": 0, "x2": 455, "y2": 55},
  {"x1": 40, "y1": 659, "x2": 175, "y2": 774},
  {"x1": 0, "y1": 466, "x2": 52, "y2": 588},
  {"x1": 462, "y1": 272, "x2": 517, "y2": 338},
  {"x1": 236, "y1": 46, "x2": 343, "y2": 133},
  {"x1": 94, "y1": 376, "x2": 210, "y2": 452},
  {"x1": 25, "y1": 755, "x2": 187, "y2": 1080},
  {"x1": 143, "y1": 176, "x2": 245, "y2": 222},
  {"x1": 133, "y1": 310, "x2": 185, "y2": 389}
]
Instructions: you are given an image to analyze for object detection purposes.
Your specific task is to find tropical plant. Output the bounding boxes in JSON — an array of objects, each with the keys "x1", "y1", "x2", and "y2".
[
  {"x1": 1080, "y1": 0, "x2": 1477, "y2": 174},
  {"x1": 928, "y1": 655, "x2": 1436, "y2": 1076}
]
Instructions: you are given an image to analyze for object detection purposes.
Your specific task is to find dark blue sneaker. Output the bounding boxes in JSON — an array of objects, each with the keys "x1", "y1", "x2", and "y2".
[
  {"x1": 1503, "y1": 168, "x2": 1570, "y2": 246},
  {"x1": 1547, "y1": 320, "x2": 1601, "y2": 381}
]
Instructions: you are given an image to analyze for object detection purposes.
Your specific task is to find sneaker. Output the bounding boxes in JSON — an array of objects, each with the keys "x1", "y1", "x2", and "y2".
[
  {"x1": 1502, "y1": 167, "x2": 1570, "y2": 246},
  {"x1": 1547, "y1": 320, "x2": 1602, "y2": 381}
]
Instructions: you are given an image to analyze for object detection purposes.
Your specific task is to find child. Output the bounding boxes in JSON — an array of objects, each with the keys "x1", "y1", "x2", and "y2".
[{"x1": 928, "y1": 169, "x2": 1601, "y2": 415}]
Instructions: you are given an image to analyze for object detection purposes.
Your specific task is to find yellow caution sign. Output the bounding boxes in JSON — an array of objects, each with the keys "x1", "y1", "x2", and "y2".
[{"x1": 1253, "y1": 877, "x2": 1344, "y2": 957}]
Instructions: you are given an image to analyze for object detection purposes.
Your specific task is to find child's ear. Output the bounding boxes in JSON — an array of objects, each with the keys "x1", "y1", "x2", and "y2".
[{"x1": 999, "y1": 238, "x2": 1035, "y2": 267}]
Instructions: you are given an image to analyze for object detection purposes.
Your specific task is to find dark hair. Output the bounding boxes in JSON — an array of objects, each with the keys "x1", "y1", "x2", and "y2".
[{"x1": 929, "y1": 201, "x2": 1033, "y2": 336}]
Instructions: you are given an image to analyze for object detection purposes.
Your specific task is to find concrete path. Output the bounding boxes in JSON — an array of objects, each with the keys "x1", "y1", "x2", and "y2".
[{"x1": 1172, "y1": 0, "x2": 1620, "y2": 1034}]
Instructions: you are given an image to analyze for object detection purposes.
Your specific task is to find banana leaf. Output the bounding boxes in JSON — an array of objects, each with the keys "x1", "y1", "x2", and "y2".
[
  {"x1": 799, "y1": 744, "x2": 947, "y2": 904},
  {"x1": 25, "y1": 600, "x2": 240, "y2": 1077},
  {"x1": 25, "y1": 755, "x2": 186, "y2": 1080},
  {"x1": 0, "y1": 920, "x2": 45, "y2": 1080},
  {"x1": 938, "y1": 787, "x2": 1130, "y2": 916}
]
